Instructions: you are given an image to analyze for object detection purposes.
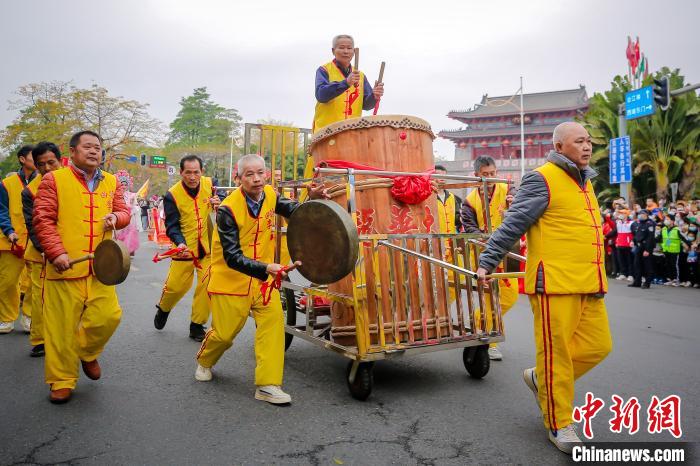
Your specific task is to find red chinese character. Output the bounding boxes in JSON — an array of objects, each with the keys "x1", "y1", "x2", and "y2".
[
  {"x1": 422, "y1": 206, "x2": 435, "y2": 232},
  {"x1": 609, "y1": 395, "x2": 640, "y2": 435},
  {"x1": 572, "y1": 392, "x2": 605, "y2": 439},
  {"x1": 388, "y1": 205, "x2": 418, "y2": 234},
  {"x1": 356, "y1": 208, "x2": 376, "y2": 235},
  {"x1": 647, "y1": 395, "x2": 682, "y2": 438}
]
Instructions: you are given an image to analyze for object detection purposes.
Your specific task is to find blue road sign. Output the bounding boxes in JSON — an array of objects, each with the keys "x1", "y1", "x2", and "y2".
[
  {"x1": 609, "y1": 136, "x2": 632, "y2": 184},
  {"x1": 127, "y1": 155, "x2": 138, "y2": 163},
  {"x1": 625, "y1": 86, "x2": 655, "y2": 119}
]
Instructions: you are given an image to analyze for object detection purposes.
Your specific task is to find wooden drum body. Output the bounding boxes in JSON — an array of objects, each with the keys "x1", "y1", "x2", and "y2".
[{"x1": 309, "y1": 115, "x2": 442, "y2": 346}]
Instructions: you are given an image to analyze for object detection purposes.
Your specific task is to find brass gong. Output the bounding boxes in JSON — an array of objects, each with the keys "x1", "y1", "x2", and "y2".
[{"x1": 286, "y1": 200, "x2": 359, "y2": 285}]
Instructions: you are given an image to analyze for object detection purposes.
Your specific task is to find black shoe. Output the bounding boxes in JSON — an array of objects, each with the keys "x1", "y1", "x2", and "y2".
[
  {"x1": 154, "y1": 306, "x2": 170, "y2": 330},
  {"x1": 641, "y1": 283, "x2": 651, "y2": 289},
  {"x1": 628, "y1": 283, "x2": 641, "y2": 288},
  {"x1": 189, "y1": 322, "x2": 206, "y2": 342},
  {"x1": 30, "y1": 344, "x2": 45, "y2": 358}
]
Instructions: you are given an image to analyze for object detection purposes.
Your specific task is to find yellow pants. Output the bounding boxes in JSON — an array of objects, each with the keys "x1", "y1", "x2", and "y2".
[
  {"x1": 43, "y1": 276, "x2": 122, "y2": 390},
  {"x1": 0, "y1": 251, "x2": 24, "y2": 322},
  {"x1": 20, "y1": 261, "x2": 34, "y2": 318},
  {"x1": 158, "y1": 257, "x2": 211, "y2": 325},
  {"x1": 197, "y1": 289, "x2": 284, "y2": 386},
  {"x1": 27, "y1": 261, "x2": 45, "y2": 346},
  {"x1": 528, "y1": 293, "x2": 612, "y2": 431}
]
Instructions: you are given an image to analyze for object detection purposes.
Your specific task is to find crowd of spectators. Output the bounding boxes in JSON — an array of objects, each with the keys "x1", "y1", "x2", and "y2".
[{"x1": 602, "y1": 197, "x2": 699, "y2": 289}]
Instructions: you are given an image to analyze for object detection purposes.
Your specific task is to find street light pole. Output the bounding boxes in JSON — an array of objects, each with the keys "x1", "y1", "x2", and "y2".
[{"x1": 519, "y1": 76, "x2": 525, "y2": 180}]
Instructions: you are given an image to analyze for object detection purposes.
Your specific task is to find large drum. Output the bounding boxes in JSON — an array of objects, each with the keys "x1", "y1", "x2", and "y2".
[{"x1": 309, "y1": 115, "x2": 441, "y2": 346}]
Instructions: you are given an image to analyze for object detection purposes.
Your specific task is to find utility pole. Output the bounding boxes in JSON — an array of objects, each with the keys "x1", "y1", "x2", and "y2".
[{"x1": 519, "y1": 76, "x2": 525, "y2": 180}]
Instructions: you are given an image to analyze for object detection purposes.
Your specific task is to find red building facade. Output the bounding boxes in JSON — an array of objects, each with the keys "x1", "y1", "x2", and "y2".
[{"x1": 438, "y1": 86, "x2": 589, "y2": 185}]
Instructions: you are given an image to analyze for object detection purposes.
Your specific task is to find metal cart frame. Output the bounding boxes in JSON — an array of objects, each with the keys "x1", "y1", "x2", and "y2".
[{"x1": 276, "y1": 167, "x2": 524, "y2": 399}]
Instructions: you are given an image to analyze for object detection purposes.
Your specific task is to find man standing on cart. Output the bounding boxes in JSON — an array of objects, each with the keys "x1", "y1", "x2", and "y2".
[
  {"x1": 461, "y1": 155, "x2": 519, "y2": 361},
  {"x1": 194, "y1": 154, "x2": 328, "y2": 405},
  {"x1": 476, "y1": 122, "x2": 612, "y2": 454}
]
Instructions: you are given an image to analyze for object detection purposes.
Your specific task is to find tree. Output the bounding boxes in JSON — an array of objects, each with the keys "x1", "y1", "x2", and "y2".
[
  {"x1": 73, "y1": 84, "x2": 165, "y2": 156},
  {"x1": 1, "y1": 81, "x2": 166, "y2": 162},
  {"x1": 1, "y1": 81, "x2": 79, "y2": 153},
  {"x1": 167, "y1": 87, "x2": 242, "y2": 148},
  {"x1": 631, "y1": 68, "x2": 700, "y2": 200},
  {"x1": 580, "y1": 68, "x2": 700, "y2": 202}
]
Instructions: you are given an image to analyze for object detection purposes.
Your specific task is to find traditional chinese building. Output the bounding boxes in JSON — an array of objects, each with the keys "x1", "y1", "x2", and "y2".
[{"x1": 438, "y1": 86, "x2": 589, "y2": 186}]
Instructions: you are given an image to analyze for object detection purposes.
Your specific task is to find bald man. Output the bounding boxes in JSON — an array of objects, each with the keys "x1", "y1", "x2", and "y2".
[{"x1": 476, "y1": 122, "x2": 612, "y2": 454}]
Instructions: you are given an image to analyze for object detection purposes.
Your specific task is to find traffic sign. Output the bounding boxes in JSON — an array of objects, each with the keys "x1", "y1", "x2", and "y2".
[
  {"x1": 624, "y1": 86, "x2": 655, "y2": 120},
  {"x1": 166, "y1": 165, "x2": 177, "y2": 176},
  {"x1": 150, "y1": 155, "x2": 167, "y2": 169},
  {"x1": 127, "y1": 155, "x2": 138, "y2": 163},
  {"x1": 609, "y1": 136, "x2": 632, "y2": 184}
]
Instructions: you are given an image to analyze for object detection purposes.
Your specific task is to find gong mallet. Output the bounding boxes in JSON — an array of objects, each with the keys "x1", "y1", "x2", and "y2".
[
  {"x1": 372, "y1": 61, "x2": 386, "y2": 115},
  {"x1": 65, "y1": 239, "x2": 131, "y2": 285}
]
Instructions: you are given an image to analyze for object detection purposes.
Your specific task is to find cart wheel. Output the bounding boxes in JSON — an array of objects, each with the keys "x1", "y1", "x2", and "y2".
[
  {"x1": 346, "y1": 361, "x2": 374, "y2": 401},
  {"x1": 283, "y1": 287, "x2": 297, "y2": 351},
  {"x1": 463, "y1": 345, "x2": 490, "y2": 379}
]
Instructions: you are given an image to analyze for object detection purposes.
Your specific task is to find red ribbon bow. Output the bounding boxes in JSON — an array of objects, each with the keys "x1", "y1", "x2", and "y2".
[
  {"x1": 153, "y1": 246, "x2": 202, "y2": 269},
  {"x1": 317, "y1": 160, "x2": 435, "y2": 205}
]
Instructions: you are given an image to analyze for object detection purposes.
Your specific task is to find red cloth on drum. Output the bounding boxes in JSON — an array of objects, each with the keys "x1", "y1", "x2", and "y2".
[{"x1": 317, "y1": 160, "x2": 435, "y2": 205}]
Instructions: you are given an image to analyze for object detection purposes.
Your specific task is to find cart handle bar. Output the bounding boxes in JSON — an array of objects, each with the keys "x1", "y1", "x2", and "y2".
[
  {"x1": 315, "y1": 167, "x2": 509, "y2": 184},
  {"x1": 376, "y1": 240, "x2": 524, "y2": 280}
]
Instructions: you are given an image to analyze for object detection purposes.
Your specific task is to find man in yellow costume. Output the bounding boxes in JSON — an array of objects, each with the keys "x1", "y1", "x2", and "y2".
[
  {"x1": 434, "y1": 165, "x2": 463, "y2": 235},
  {"x1": 22, "y1": 142, "x2": 62, "y2": 357},
  {"x1": 195, "y1": 154, "x2": 327, "y2": 405},
  {"x1": 302, "y1": 35, "x2": 386, "y2": 182},
  {"x1": 0, "y1": 145, "x2": 36, "y2": 334},
  {"x1": 477, "y1": 122, "x2": 612, "y2": 454},
  {"x1": 34, "y1": 130, "x2": 131, "y2": 404},
  {"x1": 154, "y1": 155, "x2": 220, "y2": 341},
  {"x1": 313, "y1": 34, "x2": 384, "y2": 132},
  {"x1": 461, "y1": 155, "x2": 518, "y2": 361}
]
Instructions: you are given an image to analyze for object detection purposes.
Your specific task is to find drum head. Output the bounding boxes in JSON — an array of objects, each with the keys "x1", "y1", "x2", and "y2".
[
  {"x1": 93, "y1": 239, "x2": 131, "y2": 285},
  {"x1": 287, "y1": 200, "x2": 358, "y2": 284}
]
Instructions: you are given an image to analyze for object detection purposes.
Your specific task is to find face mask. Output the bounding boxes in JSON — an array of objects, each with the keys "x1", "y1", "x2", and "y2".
[
  {"x1": 690, "y1": 226, "x2": 698, "y2": 232},
  {"x1": 639, "y1": 215, "x2": 647, "y2": 221},
  {"x1": 669, "y1": 210, "x2": 676, "y2": 215},
  {"x1": 664, "y1": 220, "x2": 671, "y2": 226},
  {"x1": 689, "y1": 236, "x2": 696, "y2": 241}
]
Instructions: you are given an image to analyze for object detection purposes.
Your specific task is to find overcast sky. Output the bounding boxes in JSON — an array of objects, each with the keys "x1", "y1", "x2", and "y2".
[{"x1": 1, "y1": 0, "x2": 698, "y2": 159}]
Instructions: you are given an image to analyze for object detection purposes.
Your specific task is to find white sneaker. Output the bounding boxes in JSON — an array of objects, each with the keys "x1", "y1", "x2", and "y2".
[
  {"x1": 627, "y1": 275, "x2": 634, "y2": 282},
  {"x1": 488, "y1": 346, "x2": 503, "y2": 361},
  {"x1": 255, "y1": 385, "x2": 291, "y2": 404},
  {"x1": 522, "y1": 367, "x2": 539, "y2": 405},
  {"x1": 0, "y1": 321, "x2": 14, "y2": 334},
  {"x1": 20, "y1": 314, "x2": 31, "y2": 333},
  {"x1": 671, "y1": 280, "x2": 680, "y2": 287},
  {"x1": 682, "y1": 281, "x2": 691, "y2": 287},
  {"x1": 615, "y1": 275, "x2": 625, "y2": 281},
  {"x1": 194, "y1": 364, "x2": 212, "y2": 382},
  {"x1": 548, "y1": 424, "x2": 582, "y2": 455},
  {"x1": 664, "y1": 280, "x2": 673, "y2": 286}
]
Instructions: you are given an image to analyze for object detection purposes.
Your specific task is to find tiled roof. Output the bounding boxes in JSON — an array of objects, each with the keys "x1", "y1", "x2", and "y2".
[
  {"x1": 448, "y1": 86, "x2": 588, "y2": 119},
  {"x1": 439, "y1": 124, "x2": 558, "y2": 141}
]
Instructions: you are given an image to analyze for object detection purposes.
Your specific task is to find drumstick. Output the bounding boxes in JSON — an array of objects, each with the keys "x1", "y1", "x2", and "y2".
[
  {"x1": 373, "y1": 61, "x2": 386, "y2": 115},
  {"x1": 353, "y1": 48, "x2": 359, "y2": 73},
  {"x1": 69, "y1": 254, "x2": 94, "y2": 265}
]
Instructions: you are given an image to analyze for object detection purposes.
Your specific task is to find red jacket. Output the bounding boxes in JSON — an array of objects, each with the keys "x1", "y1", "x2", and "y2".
[{"x1": 33, "y1": 166, "x2": 130, "y2": 262}]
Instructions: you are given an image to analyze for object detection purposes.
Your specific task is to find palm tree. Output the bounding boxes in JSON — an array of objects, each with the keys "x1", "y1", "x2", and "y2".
[
  {"x1": 631, "y1": 68, "x2": 700, "y2": 201},
  {"x1": 581, "y1": 68, "x2": 700, "y2": 203}
]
